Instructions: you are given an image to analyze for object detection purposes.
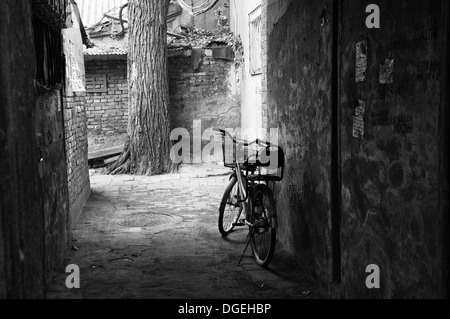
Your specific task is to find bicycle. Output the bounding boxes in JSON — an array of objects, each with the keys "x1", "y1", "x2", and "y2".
[{"x1": 213, "y1": 129, "x2": 285, "y2": 267}]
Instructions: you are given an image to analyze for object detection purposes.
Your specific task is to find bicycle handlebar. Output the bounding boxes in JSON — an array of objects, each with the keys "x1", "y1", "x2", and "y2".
[{"x1": 212, "y1": 128, "x2": 272, "y2": 147}]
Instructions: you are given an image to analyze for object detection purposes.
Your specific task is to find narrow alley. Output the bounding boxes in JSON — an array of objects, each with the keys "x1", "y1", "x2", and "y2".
[
  {"x1": 47, "y1": 164, "x2": 320, "y2": 299},
  {"x1": 1, "y1": 0, "x2": 449, "y2": 304}
]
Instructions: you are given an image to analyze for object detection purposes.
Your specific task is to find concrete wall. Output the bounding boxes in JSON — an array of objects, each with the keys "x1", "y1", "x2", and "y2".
[
  {"x1": 266, "y1": 0, "x2": 448, "y2": 298},
  {"x1": 266, "y1": 0, "x2": 334, "y2": 283},
  {"x1": 338, "y1": 0, "x2": 447, "y2": 299},
  {"x1": 230, "y1": 0, "x2": 264, "y2": 138}
]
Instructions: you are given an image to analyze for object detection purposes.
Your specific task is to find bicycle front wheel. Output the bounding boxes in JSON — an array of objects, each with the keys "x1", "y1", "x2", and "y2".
[
  {"x1": 218, "y1": 176, "x2": 246, "y2": 237},
  {"x1": 250, "y1": 184, "x2": 277, "y2": 267}
]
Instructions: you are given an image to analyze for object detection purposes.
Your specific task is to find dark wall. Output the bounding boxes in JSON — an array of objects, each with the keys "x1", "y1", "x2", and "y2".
[
  {"x1": 266, "y1": 0, "x2": 448, "y2": 298},
  {"x1": 1, "y1": 0, "x2": 73, "y2": 298},
  {"x1": 267, "y1": 0, "x2": 334, "y2": 282},
  {"x1": 0, "y1": 0, "x2": 45, "y2": 298},
  {"x1": 441, "y1": 0, "x2": 449, "y2": 299},
  {"x1": 339, "y1": 0, "x2": 447, "y2": 299},
  {"x1": 36, "y1": 91, "x2": 70, "y2": 287}
]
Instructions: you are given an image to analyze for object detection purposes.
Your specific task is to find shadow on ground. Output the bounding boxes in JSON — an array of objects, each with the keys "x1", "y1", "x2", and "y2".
[{"x1": 47, "y1": 164, "x2": 325, "y2": 299}]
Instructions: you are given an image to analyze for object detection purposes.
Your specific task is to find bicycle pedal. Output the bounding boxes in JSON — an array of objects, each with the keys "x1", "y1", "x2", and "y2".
[{"x1": 232, "y1": 222, "x2": 245, "y2": 227}]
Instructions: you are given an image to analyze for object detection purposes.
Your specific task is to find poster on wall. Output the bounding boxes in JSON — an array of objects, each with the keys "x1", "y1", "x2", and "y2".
[
  {"x1": 353, "y1": 100, "x2": 366, "y2": 139},
  {"x1": 356, "y1": 41, "x2": 368, "y2": 83},
  {"x1": 63, "y1": 34, "x2": 86, "y2": 95},
  {"x1": 69, "y1": 40, "x2": 85, "y2": 92}
]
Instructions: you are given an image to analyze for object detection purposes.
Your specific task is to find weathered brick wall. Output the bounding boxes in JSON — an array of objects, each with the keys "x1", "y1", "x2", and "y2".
[
  {"x1": 85, "y1": 59, "x2": 128, "y2": 137},
  {"x1": 168, "y1": 49, "x2": 240, "y2": 133},
  {"x1": 261, "y1": 0, "x2": 268, "y2": 130},
  {"x1": 64, "y1": 93, "x2": 91, "y2": 228},
  {"x1": 84, "y1": 51, "x2": 240, "y2": 163},
  {"x1": 168, "y1": 49, "x2": 240, "y2": 162}
]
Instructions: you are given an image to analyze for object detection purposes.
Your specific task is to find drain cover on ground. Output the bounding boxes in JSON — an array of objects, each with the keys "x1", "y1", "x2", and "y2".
[{"x1": 116, "y1": 213, "x2": 173, "y2": 228}]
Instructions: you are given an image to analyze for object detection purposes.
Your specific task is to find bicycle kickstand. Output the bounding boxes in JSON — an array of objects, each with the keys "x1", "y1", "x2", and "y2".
[{"x1": 237, "y1": 229, "x2": 254, "y2": 266}]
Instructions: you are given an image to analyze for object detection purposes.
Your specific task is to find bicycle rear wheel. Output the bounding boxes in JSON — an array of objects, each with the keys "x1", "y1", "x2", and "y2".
[
  {"x1": 250, "y1": 184, "x2": 277, "y2": 267},
  {"x1": 218, "y1": 176, "x2": 246, "y2": 236}
]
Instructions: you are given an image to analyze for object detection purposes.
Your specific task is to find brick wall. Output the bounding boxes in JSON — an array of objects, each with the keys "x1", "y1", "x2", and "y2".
[
  {"x1": 85, "y1": 59, "x2": 128, "y2": 137},
  {"x1": 85, "y1": 51, "x2": 240, "y2": 163},
  {"x1": 168, "y1": 49, "x2": 241, "y2": 162},
  {"x1": 64, "y1": 93, "x2": 91, "y2": 228},
  {"x1": 168, "y1": 49, "x2": 240, "y2": 129},
  {"x1": 261, "y1": 0, "x2": 268, "y2": 130}
]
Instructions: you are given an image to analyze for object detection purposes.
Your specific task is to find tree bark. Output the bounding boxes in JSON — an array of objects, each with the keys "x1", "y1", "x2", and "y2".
[{"x1": 109, "y1": 0, "x2": 172, "y2": 175}]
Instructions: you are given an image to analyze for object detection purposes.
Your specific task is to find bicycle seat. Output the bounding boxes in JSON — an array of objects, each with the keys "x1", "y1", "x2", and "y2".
[
  {"x1": 245, "y1": 146, "x2": 285, "y2": 170},
  {"x1": 248, "y1": 174, "x2": 283, "y2": 182}
]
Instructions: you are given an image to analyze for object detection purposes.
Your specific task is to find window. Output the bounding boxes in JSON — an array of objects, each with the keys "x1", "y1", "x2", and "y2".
[{"x1": 249, "y1": 5, "x2": 262, "y2": 75}]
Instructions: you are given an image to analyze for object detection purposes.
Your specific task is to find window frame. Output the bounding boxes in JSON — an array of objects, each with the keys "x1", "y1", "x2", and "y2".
[{"x1": 249, "y1": 5, "x2": 262, "y2": 76}]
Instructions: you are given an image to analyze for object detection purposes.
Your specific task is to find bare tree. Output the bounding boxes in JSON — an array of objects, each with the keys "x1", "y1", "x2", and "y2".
[{"x1": 109, "y1": 0, "x2": 173, "y2": 175}]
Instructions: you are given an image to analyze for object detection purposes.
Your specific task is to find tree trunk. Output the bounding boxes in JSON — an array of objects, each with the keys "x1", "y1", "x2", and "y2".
[{"x1": 109, "y1": 0, "x2": 172, "y2": 175}]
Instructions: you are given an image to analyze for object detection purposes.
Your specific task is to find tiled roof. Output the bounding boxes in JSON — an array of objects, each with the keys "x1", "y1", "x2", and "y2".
[
  {"x1": 84, "y1": 44, "x2": 195, "y2": 57},
  {"x1": 84, "y1": 43, "x2": 128, "y2": 57},
  {"x1": 76, "y1": 0, "x2": 128, "y2": 27}
]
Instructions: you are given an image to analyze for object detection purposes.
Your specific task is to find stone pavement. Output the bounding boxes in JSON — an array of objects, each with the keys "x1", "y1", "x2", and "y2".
[{"x1": 47, "y1": 163, "x2": 323, "y2": 299}]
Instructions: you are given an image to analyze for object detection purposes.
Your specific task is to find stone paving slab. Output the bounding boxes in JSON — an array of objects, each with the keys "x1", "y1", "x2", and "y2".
[{"x1": 47, "y1": 164, "x2": 323, "y2": 299}]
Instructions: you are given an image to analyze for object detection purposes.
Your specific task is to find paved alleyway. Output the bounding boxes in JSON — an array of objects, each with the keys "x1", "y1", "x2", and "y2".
[{"x1": 47, "y1": 164, "x2": 323, "y2": 299}]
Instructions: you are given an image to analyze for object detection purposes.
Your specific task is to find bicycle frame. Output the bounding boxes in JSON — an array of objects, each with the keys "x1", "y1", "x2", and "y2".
[
  {"x1": 235, "y1": 162, "x2": 248, "y2": 203},
  {"x1": 215, "y1": 128, "x2": 282, "y2": 267},
  {"x1": 215, "y1": 127, "x2": 278, "y2": 210}
]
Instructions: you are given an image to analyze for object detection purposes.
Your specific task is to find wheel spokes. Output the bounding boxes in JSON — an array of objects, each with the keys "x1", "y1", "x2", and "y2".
[
  {"x1": 251, "y1": 191, "x2": 274, "y2": 263},
  {"x1": 223, "y1": 189, "x2": 243, "y2": 232}
]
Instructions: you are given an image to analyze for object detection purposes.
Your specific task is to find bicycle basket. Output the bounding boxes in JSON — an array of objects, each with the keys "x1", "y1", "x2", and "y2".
[
  {"x1": 220, "y1": 132, "x2": 285, "y2": 181},
  {"x1": 220, "y1": 132, "x2": 256, "y2": 168},
  {"x1": 250, "y1": 146, "x2": 285, "y2": 182}
]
